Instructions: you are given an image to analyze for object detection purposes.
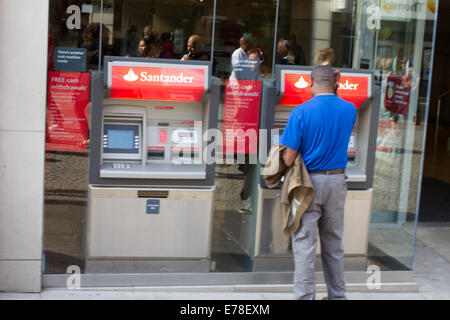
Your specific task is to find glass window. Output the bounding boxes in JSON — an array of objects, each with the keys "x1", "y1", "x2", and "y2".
[
  {"x1": 44, "y1": 0, "x2": 217, "y2": 275},
  {"x1": 43, "y1": 0, "x2": 439, "y2": 276},
  {"x1": 277, "y1": 0, "x2": 356, "y2": 68},
  {"x1": 106, "y1": 0, "x2": 214, "y2": 61},
  {"x1": 210, "y1": 0, "x2": 278, "y2": 272},
  {"x1": 353, "y1": 0, "x2": 438, "y2": 270},
  {"x1": 45, "y1": 0, "x2": 104, "y2": 274},
  {"x1": 212, "y1": 0, "x2": 277, "y2": 81}
]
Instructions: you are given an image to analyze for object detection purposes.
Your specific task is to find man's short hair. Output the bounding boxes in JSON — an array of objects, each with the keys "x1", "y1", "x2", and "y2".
[
  {"x1": 240, "y1": 37, "x2": 251, "y2": 46},
  {"x1": 310, "y1": 65, "x2": 335, "y2": 87},
  {"x1": 277, "y1": 39, "x2": 290, "y2": 49}
]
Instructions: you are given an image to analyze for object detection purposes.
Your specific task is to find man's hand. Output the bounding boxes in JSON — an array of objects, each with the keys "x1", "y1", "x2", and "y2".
[{"x1": 282, "y1": 146, "x2": 298, "y2": 167}]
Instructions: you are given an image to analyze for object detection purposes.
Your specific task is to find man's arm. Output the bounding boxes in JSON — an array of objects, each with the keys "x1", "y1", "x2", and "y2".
[{"x1": 282, "y1": 146, "x2": 298, "y2": 167}]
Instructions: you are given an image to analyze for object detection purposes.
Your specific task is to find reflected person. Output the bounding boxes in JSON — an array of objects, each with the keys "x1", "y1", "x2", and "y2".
[
  {"x1": 181, "y1": 35, "x2": 209, "y2": 61},
  {"x1": 229, "y1": 37, "x2": 251, "y2": 80},
  {"x1": 277, "y1": 40, "x2": 296, "y2": 65},
  {"x1": 314, "y1": 48, "x2": 335, "y2": 66}
]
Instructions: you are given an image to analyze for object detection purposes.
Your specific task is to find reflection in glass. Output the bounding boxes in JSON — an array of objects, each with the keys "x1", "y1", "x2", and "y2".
[
  {"x1": 45, "y1": 0, "x2": 105, "y2": 274},
  {"x1": 354, "y1": 0, "x2": 439, "y2": 270},
  {"x1": 277, "y1": 0, "x2": 356, "y2": 68},
  {"x1": 110, "y1": 0, "x2": 214, "y2": 61},
  {"x1": 42, "y1": 0, "x2": 440, "y2": 275}
]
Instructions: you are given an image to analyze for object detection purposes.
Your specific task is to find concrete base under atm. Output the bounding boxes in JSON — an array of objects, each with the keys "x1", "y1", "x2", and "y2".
[{"x1": 85, "y1": 186, "x2": 215, "y2": 273}]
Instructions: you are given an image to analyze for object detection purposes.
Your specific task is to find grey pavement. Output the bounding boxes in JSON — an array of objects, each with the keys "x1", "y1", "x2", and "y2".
[{"x1": 1, "y1": 224, "x2": 449, "y2": 300}]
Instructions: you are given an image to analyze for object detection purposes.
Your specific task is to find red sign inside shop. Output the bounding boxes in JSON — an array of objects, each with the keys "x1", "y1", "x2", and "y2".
[
  {"x1": 384, "y1": 74, "x2": 411, "y2": 115},
  {"x1": 223, "y1": 79, "x2": 263, "y2": 154},
  {"x1": 46, "y1": 71, "x2": 90, "y2": 151},
  {"x1": 109, "y1": 65, "x2": 206, "y2": 102},
  {"x1": 279, "y1": 72, "x2": 371, "y2": 108}
]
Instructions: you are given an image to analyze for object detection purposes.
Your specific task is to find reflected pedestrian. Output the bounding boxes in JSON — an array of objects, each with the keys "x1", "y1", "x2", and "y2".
[
  {"x1": 313, "y1": 48, "x2": 335, "y2": 66},
  {"x1": 138, "y1": 34, "x2": 161, "y2": 58},
  {"x1": 277, "y1": 40, "x2": 296, "y2": 65},
  {"x1": 80, "y1": 22, "x2": 111, "y2": 70},
  {"x1": 181, "y1": 35, "x2": 208, "y2": 61},
  {"x1": 288, "y1": 33, "x2": 306, "y2": 65},
  {"x1": 229, "y1": 37, "x2": 251, "y2": 80}
]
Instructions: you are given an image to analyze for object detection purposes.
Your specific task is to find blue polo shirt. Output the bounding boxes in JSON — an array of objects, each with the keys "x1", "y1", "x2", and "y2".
[{"x1": 280, "y1": 94, "x2": 356, "y2": 171}]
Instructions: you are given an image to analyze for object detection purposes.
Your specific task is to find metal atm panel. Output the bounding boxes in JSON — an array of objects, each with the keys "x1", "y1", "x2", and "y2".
[
  {"x1": 89, "y1": 58, "x2": 218, "y2": 187},
  {"x1": 86, "y1": 58, "x2": 218, "y2": 273},
  {"x1": 253, "y1": 66, "x2": 380, "y2": 271},
  {"x1": 272, "y1": 66, "x2": 380, "y2": 190},
  {"x1": 87, "y1": 187, "x2": 214, "y2": 258},
  {"x1": 98, "y1": 101, "x2": 207, "y2": 180}
]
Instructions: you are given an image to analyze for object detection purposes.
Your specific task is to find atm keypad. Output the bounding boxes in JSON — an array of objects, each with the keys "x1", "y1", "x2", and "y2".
[{"x1": 113, "y1": 163, "x2": 132, "y2": 169}]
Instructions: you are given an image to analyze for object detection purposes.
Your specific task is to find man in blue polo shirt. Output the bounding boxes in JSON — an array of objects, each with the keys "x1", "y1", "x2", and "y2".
[{"x1": 281, "y1": 65, "x2": 356, "y2": 300}]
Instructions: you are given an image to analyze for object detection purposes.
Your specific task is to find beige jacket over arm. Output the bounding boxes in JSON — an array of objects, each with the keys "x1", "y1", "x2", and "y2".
[{"x1": 262, "y1": 144, "x2": 315, "y2": 240}]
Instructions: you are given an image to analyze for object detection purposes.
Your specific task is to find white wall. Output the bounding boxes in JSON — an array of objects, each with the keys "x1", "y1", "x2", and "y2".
[{"x1": 0, "y1": 0, "x2": 49, "y2": 292}]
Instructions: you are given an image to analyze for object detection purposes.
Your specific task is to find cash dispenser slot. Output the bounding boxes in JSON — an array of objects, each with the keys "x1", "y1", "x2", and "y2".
[
  {"x1": 137, "y1": 190, "x2": 169, "y2": 198},
  {"x1": 147, "y1": 147, "x2": 165, "y2": 160}
]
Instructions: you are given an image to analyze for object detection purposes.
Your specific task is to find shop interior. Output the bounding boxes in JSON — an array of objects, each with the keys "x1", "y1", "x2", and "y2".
[
  {"x1": 419, "y1": 0, "x2": 450, "y2": 223},
  {"x1": 43, "y1": 0, "x2": 442, "y2": 275}
]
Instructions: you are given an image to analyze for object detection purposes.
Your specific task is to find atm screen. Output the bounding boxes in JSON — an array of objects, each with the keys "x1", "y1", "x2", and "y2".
[
  {"x1": 103, "y1": 123, "x2": 140, "y2": 155},
  {"x1": 108, "y1": 129, "x2": 135, "y2": 149}
]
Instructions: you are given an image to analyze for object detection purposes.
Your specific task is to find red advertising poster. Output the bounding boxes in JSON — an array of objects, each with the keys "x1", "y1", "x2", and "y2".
[
  {"x1": 46, "y1": 71, "x2": 90, "y2": 151},
  {"x1": 279, "y1": 72, "x2": 370, "y2": 108},
  {"x1": 109, "y1": 65, "x2": 206, "y2": 102},
  {"x1": 384, "y1": 74, "x2": 411, "y2": 115},
  {"x1": 223, "y1": 79, "x2": 263, "y2": 154}
]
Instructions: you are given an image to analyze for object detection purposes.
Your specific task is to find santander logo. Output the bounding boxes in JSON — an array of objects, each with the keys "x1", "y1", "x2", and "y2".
[
  {"x1": 291, "y1": 76, "x2": 360, "y2": 91},
  {"x1": 111, "y1": 65, "x2": 205, "y2": 102},
  {"x1": 121, "y1": 68, "x2": 196, "y2": 84},
  {"x1": 338, "y1": 80, "x2": 359, "y2": 91},
  {"x1": 123, "y1": 69, "x2": 139, "y2": 82},
  {"x1": 282, "y1": 72, "x2": 369, "y2": 108},
  {"x1": 295, "y1": 76, "x2": 309, "y2": 89}
]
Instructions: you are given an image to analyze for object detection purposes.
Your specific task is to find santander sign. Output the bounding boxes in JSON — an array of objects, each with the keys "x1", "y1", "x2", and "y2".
[
  {"x1": 280, "y1": 71, "x2": 370, "y2": 108},
  {"x1": 110, "y1": 65, "x2": 206, "y2": 102},
  {"x1": 295, "y1": 76, "x2": 309, "y2": 89},
  {"x1": 123, "y1": 68, "x2": 195, "y2": 84},
  {"x1": 123, "y1": 69, "x2": 139, "y2": 82},
  {"x1": 338, "y1": 79, "x2": 359, "y2": 91}
]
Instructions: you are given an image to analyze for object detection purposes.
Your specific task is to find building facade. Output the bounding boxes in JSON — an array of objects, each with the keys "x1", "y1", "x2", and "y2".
[{"x1": 0, "y1": 0, "x2": 442, "y2": 292}]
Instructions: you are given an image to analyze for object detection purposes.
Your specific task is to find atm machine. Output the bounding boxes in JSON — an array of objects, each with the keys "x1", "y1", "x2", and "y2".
[
  {"x1": 253, "y1": 66, "x2": 380, "y2": 271},
  {"x1": 85, "y1": 58, "x2": 219, "y2": 273}
]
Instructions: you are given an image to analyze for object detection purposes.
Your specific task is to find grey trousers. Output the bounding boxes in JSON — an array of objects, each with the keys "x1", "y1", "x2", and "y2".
[{"x1": 291, "y1": 173, "x2": 347, "y2": 300}]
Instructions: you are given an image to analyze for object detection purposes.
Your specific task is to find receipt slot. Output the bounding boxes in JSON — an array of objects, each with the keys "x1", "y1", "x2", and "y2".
[
  {"x1": 86, "y1": 58, "x2": 219, "y2": 273},
  {"x1": 253, "y1": 66, "x2": 380, "y2": 271}
]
